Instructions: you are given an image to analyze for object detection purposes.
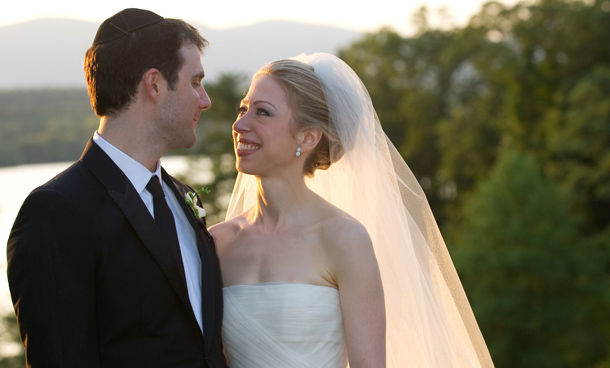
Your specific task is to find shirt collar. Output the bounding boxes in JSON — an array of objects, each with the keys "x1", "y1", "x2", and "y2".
[{"x1": 93, "y1": 131, "x2": 162, "y2": 194}]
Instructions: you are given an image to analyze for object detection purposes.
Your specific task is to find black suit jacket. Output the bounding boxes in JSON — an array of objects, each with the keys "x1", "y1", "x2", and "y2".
[{"x1": 6, "y1": 139, "x2": 227, "y2": 368}]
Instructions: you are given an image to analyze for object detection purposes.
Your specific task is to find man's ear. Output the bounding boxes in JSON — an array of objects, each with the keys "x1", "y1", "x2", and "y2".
[
  {"x1": 142, "y1": 68, "x2": 165, "y2": 101},
  {"x1": 299, "y1": 128, "x2": 323, "y2": 153}
]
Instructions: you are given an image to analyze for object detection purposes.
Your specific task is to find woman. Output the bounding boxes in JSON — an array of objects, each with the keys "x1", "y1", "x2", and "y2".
[{"x1": 210, "y1": 53, "x2": 494, "y2": 368}]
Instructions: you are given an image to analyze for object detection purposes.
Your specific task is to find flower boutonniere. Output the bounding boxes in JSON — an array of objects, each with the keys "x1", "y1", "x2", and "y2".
[{"x1": 185, "y1": 187, "x2": 210, "y2": 219}]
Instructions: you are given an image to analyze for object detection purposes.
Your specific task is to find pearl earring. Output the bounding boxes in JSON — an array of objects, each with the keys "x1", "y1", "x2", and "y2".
[{"x1": 296, "y1": 147, "x2": 302, "y2": 157}]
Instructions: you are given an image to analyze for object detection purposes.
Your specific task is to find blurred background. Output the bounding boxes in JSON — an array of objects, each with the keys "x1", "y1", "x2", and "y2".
[{"x1": 1, "y1": 0, "x2": 609, "y2": 366}]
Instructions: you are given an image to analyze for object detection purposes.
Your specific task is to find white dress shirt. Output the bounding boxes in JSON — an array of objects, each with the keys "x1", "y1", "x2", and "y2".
[{"x1": 93, "y1": 132, "x2": 204, "y2": 333}]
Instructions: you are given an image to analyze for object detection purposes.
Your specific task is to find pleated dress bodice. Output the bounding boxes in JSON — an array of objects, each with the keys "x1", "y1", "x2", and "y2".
[{"x1": 222, "y1": 283, "x2": 348, "y2": 368}]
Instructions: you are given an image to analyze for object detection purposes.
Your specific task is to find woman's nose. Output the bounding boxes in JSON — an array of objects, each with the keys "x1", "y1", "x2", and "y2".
[{"x1": 232, "y1": 115, "x2": 250, "y2": 133}]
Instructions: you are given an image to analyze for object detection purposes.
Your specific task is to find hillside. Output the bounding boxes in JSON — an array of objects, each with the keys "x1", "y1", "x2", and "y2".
[
  {"x1": 0, "y1": 18, "x2": 362, "y2": 90},
  {"x1": 0, "y1": 89, "x2": 96, "y2": 166}
]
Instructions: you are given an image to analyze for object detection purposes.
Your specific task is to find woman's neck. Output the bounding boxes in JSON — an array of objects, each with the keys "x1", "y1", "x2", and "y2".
[{"x1": 250, "y1": 174, "x2": 313, "y2": 230}]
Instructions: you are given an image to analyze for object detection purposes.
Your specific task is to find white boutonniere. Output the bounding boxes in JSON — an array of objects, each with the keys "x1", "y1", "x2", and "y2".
[{"x1": 185, "y1": 187, "x2": 210, "y2": 219}]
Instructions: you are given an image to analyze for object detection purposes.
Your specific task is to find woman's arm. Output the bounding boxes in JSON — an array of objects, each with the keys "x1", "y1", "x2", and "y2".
[{"x1": 326, "y1": 219, "x2": 386, "y2": 368}]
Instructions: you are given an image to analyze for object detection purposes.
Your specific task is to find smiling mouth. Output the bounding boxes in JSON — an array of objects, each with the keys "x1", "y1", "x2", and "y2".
[{"x1": 236, "y1": 142, "x2": 260, "y2": 151}]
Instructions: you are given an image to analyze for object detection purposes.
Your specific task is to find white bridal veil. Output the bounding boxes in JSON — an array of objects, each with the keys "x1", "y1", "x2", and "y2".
[{"x1": 226, "y1": 53, "x2": 494, "y2": 367}]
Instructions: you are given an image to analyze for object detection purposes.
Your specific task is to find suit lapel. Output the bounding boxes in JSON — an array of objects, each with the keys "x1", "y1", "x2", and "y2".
[
  {"x1": 162, "y1": 168, "x2": 217, "y2": 354},
  {"x1": 79, "y1": 140, "x2": 193, "y2": 321}
]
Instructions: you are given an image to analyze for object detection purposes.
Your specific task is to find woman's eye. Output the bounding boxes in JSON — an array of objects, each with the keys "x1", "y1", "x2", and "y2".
[
  {"x1": 236, "y1": 107, "x2": 247, "y2": 117},
  {"x1": 256, "y1": 108, "x2": 270, "y2": 116}
]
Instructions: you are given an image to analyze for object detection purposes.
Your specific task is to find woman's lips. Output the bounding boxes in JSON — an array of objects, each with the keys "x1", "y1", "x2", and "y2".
[{"x1": 235, "y1": 140, "x2": 260, "y2": 156}]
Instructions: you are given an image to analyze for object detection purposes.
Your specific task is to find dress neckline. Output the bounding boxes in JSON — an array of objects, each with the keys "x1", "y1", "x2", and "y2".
[{"x1": 223, "y1": 282, "x2": 338, "y2": 291}]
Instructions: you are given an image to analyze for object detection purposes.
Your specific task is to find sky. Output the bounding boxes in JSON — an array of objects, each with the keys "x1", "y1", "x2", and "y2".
[{"x1": 1, "y1": 0, "x2": 518, "y2": 36}]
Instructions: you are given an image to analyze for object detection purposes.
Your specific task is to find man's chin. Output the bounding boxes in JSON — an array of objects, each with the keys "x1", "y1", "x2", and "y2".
[
  {"x1": 168, "y1": 136, "x2": 197, "y2": 151},
  {"x1": 183, "y1": 133, "x2": 198, "y2": 149},
  {"x1": 184, "y1": 139, "x2": 197, "y2": 149}
]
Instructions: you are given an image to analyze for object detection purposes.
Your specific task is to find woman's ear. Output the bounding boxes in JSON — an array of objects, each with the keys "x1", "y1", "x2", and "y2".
[{"x1": 299, "y1": 128, "x2": 323, "y2": 153}]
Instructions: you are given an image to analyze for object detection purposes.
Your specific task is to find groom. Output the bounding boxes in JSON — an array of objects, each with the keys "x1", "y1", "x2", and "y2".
[{"x1": 6, "y1": 9, "x2": 227, "y2": 367}]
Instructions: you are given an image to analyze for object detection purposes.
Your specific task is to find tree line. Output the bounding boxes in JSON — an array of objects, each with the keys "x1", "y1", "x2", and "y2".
[{"x1": 0, "y1": 89, "x2": 97, "y2": 167}]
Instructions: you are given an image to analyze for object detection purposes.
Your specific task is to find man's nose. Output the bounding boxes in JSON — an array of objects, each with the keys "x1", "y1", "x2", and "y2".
[{"x1": 199, "y1": 87, "x2": 212, "y2": 111}]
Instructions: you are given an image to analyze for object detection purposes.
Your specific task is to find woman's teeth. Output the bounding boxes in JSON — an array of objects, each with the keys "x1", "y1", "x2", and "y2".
[{"x1": 237, "y1": 142, "x2": 258, "y2": 151}]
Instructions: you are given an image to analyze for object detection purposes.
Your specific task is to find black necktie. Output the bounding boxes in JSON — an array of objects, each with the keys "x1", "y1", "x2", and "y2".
[{"x1": 146, "y1": 175, "x2": 181, "y2": 250}]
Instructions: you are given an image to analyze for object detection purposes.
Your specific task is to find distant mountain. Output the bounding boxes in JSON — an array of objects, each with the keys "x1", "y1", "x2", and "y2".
[{"x1": 0, "y1": 18, "x2": 363, "y2": 90}]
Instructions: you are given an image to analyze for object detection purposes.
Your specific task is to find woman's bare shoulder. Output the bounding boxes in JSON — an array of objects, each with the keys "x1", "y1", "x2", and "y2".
[
  {"x1": 317, "y1": 201, "x2": 373, "y2": 255},
  {"x1": 209, "y1": 215, "x2": 248, "y2": 249},
  {"x1": 316, "y1": 202, "x2": 380, "y2": 291}
]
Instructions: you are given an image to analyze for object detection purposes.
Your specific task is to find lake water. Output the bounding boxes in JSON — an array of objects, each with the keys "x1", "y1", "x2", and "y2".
[{"x1": 0, "y1": 156, "x2": 192, "y2": 314}]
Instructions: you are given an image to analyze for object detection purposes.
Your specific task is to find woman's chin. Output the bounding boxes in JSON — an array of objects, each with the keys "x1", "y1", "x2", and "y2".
[{"x1": 236, "y1": 162, "x2": 257, "y2": 176}]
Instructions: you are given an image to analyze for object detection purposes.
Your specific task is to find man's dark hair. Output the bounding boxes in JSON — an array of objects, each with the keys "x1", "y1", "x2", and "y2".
[{"x1": 84, "y1": 18, "x2": 208, "y2": 117}]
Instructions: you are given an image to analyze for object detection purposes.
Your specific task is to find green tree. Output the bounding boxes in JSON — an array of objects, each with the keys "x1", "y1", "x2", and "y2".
[
  {"x1": 339, "y1": 0, "x2": 610, "y2": 234},
  {"x1": 543, "y1": 66, "x2": 610, "y2": 233},
  {"x1": 451, "y1": 149, "x2": 610, "y2": 367},
  {"x1": 465, "y1": 0, "x2": 610, "y2": 231}
]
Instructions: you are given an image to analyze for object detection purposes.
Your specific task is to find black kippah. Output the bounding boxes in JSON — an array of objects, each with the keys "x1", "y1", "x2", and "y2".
[{"x1": 93, "y1": 8, "x2": 164, "y2": 45}]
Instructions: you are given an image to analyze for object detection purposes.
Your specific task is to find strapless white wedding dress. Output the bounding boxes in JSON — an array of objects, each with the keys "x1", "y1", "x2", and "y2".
[{"x1": 222, "y1": 283, "x2": 348, "y2": 368}]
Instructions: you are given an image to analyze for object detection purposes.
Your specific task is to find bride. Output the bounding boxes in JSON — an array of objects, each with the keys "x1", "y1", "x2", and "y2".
[{"x1": 210, "y1": 53, "x2": 494, "y2": 368}]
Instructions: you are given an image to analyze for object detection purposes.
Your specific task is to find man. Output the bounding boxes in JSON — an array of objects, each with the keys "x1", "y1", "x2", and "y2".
[{"x1": 6, "y1": 9, "x2": 227, "y2": 367}]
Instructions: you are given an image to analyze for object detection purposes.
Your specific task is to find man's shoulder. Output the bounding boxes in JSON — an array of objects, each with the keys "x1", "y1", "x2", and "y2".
[
  {"x1": 39, "y1": 160, "x2": 90, "y2": 190},
  {"x1": 24, "y1": 160, "x2": 102, "y2": 209}
]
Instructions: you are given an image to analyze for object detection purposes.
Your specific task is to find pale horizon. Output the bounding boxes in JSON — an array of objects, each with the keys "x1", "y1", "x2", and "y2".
[{"x1": 2, "y1": 0, "x2": 519, "y2": 37}]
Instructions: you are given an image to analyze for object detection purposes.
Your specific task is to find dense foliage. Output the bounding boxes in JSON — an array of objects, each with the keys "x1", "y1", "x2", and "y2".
[{"x1": 336, "y1": 1, "x2": 610, "y2": 366}]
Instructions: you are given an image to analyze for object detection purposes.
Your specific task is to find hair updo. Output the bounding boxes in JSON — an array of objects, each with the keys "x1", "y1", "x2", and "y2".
[{"x1": 255, "y1": 59, "x2": 344, "y2": 177}]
